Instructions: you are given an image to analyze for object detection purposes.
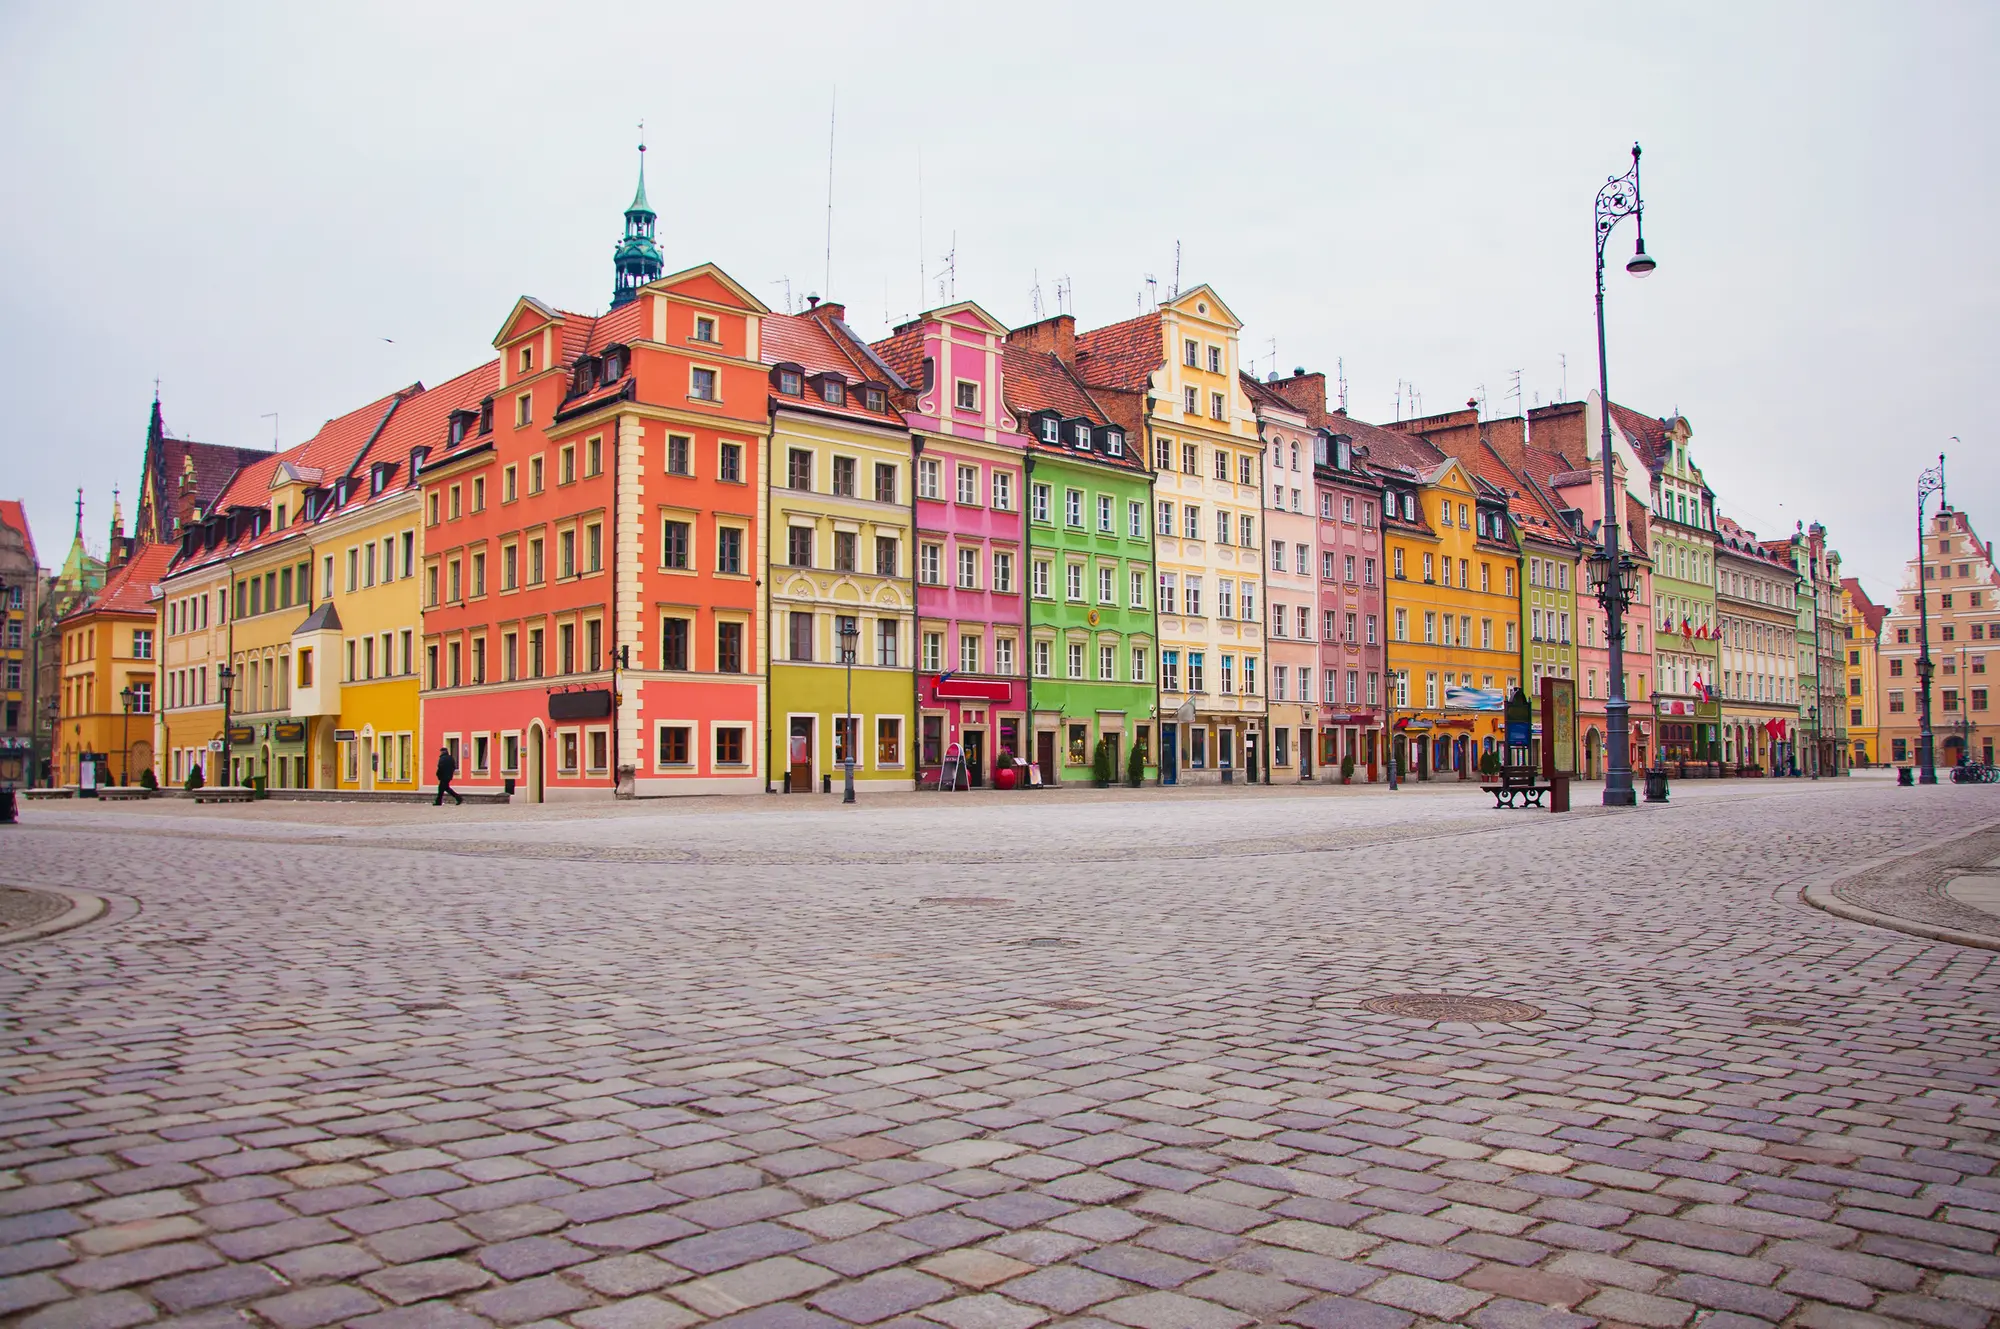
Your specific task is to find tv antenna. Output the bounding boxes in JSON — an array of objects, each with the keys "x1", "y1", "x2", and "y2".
[
  {"x1": 1263, "y1": 337, "x2": 1277, "y2": 380},
  {"x1": 823, "y1": 87, "x2": 837, "y2": 299},
  {"x1": 770, "y1": 277, "x2": 795, "y2": 314},
  {"x1": 1337, "y1": 358, "x2": 1348, "y2": 411},
  {"x1": 933, "y1": 231, "x2": 956, "y2": 304},
  {"x1": 1170, "y1": 240, "x2": 1181, "y2": 300},
  {"x1": 1558, "y1": 352, "x2": 1568, "y2": 401},
  {"x1": 915, "y1": 146, "x2": 925, "y2": 317},
  {"x1": 1030, "y1": 269, "x2": 1044, "y2": 319},
  {"x1": 261, "y1": 412, "x2": 279, "y2": 450},
  {"x1": 1141, "y1": 274, "x2": 1158, "y2": 312},
  {"x1": 1055, "y1": 275, "x2": 1072, "y2": 315}
]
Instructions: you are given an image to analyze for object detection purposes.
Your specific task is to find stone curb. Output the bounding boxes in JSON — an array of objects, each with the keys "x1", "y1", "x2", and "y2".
[
  {"x1": 0, "y1": 886, "x2": 107, "y2": 945},
  {"x1": 1798, "y1": 817, "x2": 2000, "y2": 951}
]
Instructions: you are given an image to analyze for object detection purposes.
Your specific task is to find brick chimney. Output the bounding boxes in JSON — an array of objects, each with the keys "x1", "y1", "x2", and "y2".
[
  {"x1": 1007, "y1": 314, "x2": 1077, "y2": 366},
  {"x1": 1268, "y1": 369, "x2": 1328, "y2": 429},
  {"x1": 804, "y1": 296, "x2": 847, "y2": 325}
]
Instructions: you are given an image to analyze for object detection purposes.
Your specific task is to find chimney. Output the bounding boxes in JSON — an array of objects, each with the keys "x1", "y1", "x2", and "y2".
[
  {"x1": 1267, "y1": 370, "x2": 1328, "y2": 428},
  {"x1": 1007, "y1": 314, "x2": 1077, "y2": 366},
  {"x1": 806, "y1": 298, "x2": 846, "y2": 325}
]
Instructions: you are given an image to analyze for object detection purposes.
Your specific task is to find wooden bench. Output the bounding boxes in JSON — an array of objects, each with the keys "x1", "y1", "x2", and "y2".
[
  {"x1": 98, "y1": 788, "x2": 152, "y2": 801},
  {"x1": 21, "y1": 788, "x2": 74, "y2": 801},
  {"x1": 192, "y1": 788, "x2": 255, "y2": 804},
  {"x1": 1488, "y1": 766, "x2": 1549, "y2": 809}
]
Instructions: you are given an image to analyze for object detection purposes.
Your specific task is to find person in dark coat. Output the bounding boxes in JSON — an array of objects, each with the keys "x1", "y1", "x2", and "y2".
[{"x1": 434, "y1": 744, "x2": 463, "y2": 805}]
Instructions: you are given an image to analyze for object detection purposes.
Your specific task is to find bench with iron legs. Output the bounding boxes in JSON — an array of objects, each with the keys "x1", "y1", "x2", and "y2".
[
  {"x1": 192, "y1": 788, "x2": 255, "y2": 804},
  {"x1": 1488, "y1": 766, "x2": 1549, "y2": 809},
  {"x1": 97, "y1": 788, "x2": 152, "y2": 801}
]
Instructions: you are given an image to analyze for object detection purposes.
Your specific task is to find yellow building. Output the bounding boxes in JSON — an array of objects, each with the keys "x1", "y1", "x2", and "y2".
[
  {"x1": 1365, "y1": 434, "x2": 1521, "y2": 779},
  {"x1": 158, "y1": 540, "x2": 234, "y2": 787},
  {"x1": 57, "y1": 542, "x2": 173, "y2": 786},
  {"x1": 1076, "y1": 287, "x2": 1267, "y2": 782},
  {"x1": 1842, "y1": 577, "x2": 1886, "y2": 768}
]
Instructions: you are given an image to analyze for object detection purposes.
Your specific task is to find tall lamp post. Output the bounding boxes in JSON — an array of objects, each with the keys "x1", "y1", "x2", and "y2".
[
  {"x1": 119, "y1": 685, "x2": 134, "y2": 786},
  {"x1": 1592, "y1": 142, "x2": 1657, "y2": 807},
  {"x1": 1915, "y1": 454, "x2": 1945, "y2": 783},
  {"x1": 838, "y1": 617, "x2": 858, "y2": 805},
  {"x1": 217, "y1": 663, "x2": 236, "y2": 786}
]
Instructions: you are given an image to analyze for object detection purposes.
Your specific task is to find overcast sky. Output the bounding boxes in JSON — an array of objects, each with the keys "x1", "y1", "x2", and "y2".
[{"x1": 3, "y1": 1, "x2": 1992, "y2": 597}]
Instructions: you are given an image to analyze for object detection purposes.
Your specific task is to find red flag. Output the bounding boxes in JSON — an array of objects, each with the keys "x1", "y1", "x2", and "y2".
[{"x1": 1682, "y1": 618, "x2": 1693, "y2": 640}]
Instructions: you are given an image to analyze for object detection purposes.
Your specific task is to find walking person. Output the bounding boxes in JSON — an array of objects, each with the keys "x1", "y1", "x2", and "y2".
[{"x1": 434, "y1": 743, "x2": 463, "y2": 806}]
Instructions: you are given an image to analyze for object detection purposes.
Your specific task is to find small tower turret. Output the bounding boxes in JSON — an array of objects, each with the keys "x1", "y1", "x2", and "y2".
[{"x1": 611, "y1": 131, "x2": 663, "y2": 308}]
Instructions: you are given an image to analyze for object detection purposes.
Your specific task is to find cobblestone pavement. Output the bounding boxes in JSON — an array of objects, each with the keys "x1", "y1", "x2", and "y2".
[{"x1": 4, "y1": 780, "x2": 2000, "y2": 1329}]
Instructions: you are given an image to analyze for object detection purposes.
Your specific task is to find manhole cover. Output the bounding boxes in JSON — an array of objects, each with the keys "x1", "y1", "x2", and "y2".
[
  {"x1": 1362, "y1": 993, "x2": 1544, "y2": 1022},
  {"x1": 1014, "y1": 937, "x2": 1078, "y2": 949},
  {"x1": 920, "y1": 897, "x2": 1014, "y2": 906},
  {"x1": 1042, "y1": 999, "x2": 1096, "y2": 1010},
  {"x1": 1748, "y1": 1015, "x2": 1806, "y2": 1027}
]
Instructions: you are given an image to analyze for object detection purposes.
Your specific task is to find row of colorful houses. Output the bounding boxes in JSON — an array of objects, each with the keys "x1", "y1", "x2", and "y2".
[{"x1": 42, "y1": 152, "x2": 1885, "y2": 798}]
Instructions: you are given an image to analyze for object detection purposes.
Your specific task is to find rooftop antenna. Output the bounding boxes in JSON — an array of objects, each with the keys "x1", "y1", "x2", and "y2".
[
  {"x1": 1264, "y1": 336, "x2": 1277, "y2": 380},
  {"x1": 1170, "y1": 240, "x2": 1181, "y2": 300},
  {"x1": 770, "y1": 276, "x2": 794, "y2": 314},
  {"x1": 1142, "y1": 274, "x2": 1158, "y2": 312},
  {"x1": 915, "y1": 146, "x2": 925, "y2": 317},
  {"x1": 1394, "y1": 379, "x2": 1404, "y2": 421},
  {"x1": 823, "y1": 87, "x2": 836, "y2": 299},
  {"x1": 1558, "y1": 352, "x2": 1567, "y2": 401},
  {"x1": 1030, "y1": 269, "x2": 1044, "y2": 319},
  {"x1": 261, "y1": 412, "x2": 279, "y2": 450},
  {"x1": 933, "y1": 232, "x2": 956, "y2": 304},
  {"x1": 1055, "y1": 275, "x2": 1071, "y2": 315},
  {"x1": 1336, "y1": 358, "x2": 1348, "y2": 411}
]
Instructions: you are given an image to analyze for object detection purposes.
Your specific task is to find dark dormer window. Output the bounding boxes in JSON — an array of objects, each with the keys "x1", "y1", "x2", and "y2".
[
  {"x1": 1402, "y1": 492, "x2": 1416, "y2": 521},
  {"x1": 1336, "y1": 438, "x2": 1352, "y2": 470},
  {"x1": 336, "y1": 480, "x2": 350, "y2": 507},
  {"x1": 865, "y1": 388, "x2": 886, "y2": 412},
  {"x1": 1073, "y1": 423, "x2": 1091, "y2": 450},
  {"x1": 1106, "y1": 432, "x2": 1124, "y2": 457},
  {"x1": 478, "y1": 398, "x2": 494, "y2": 434},
  {"x1": 779, "y1": 369, "x2": 803, "y2": 395},
  {"x1": 1040, "y1": 418, "x2": 1058, "y2": 444},
  {"x1": 602, "y1": 349, "x2": 624, "y2": 380},
  {"x1": 371, "y1": 468, "x2": 385, "y2": 496},
  {"x1": 820, "y1": 378, "x2": 845, "y2": 406},
  {"x1": 572, "y1": 359, "x2": 596, "y2": 396},
  {"x1": 449, "y1": 414, "x2": 467, "y2": 446},
  {"x1": 410, "y1": 446, "x2": 429, "y2": 477}
]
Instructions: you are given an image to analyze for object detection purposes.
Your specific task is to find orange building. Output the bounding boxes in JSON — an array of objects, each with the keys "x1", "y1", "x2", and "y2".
[
  {"x1": 420, "y1": 256, "x2": 773, "y2": 800},
  {"x1": 57, "y1": 540, "x2": 174, "y2": 786}
]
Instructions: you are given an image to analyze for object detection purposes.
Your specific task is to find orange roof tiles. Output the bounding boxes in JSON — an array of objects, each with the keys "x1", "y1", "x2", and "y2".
[
  {"x1": 79, "y1": 542, "x2": 175, "y2": 617},
  {"x1": 869, "y1": 324, "x2": 925, "y2": 390},
  {"x1": 0, "y1": 500, "x2": 34, "y2": 563},
  {"x1": 1074, "y1": 312, "x2": 1163, "y2": 392},
  {"x1": 762, "y1": 311, "x2": 905, "y2": 427},
  {"x1": 1001, "y1": 345, "x2": 1108, "y2": 426}
]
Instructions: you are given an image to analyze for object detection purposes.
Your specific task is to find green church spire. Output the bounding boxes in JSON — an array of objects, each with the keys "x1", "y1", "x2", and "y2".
[{"x1": 612, "y1": 126, "x2": 663, "y2": 308}]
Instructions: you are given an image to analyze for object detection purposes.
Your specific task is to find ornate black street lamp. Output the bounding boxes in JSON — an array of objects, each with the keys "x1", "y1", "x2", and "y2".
[
  {"x1": 119, "y1": 684, "x2": 134, "y2": 786},
  {"x1": 218, "y1": 663, "x2": 236, "y2": 786},
  {"x1": 1592, "y1": 143, "x2": 1657, "y2": 807},
  {"x1": 838, "y1": 617, "x2": 858, "y2": 805},
  {"x1": 1915, "y1": 454, "x2": 1946, "y2": 783}
]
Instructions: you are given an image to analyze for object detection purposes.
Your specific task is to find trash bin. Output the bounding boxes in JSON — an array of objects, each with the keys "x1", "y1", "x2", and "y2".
[
  {"x1": 0, "y1": 786, "x2": 16, "y2": 825},
  {"x1": 253, "y1": 775, "x2": 268, "y2": 798},
  {"x1": 1548, "y1": 773, "x2": 1570, "y2": 813},
  {"x1": 1897, "y1": 766, "x2": 1913, "y2": 786},
  {"x1": 1644, "y1": 767, "x2": 1670, "y2": 803},
  {"x1": 822, "y1": 774, "x2": 832, "y2": 794}
]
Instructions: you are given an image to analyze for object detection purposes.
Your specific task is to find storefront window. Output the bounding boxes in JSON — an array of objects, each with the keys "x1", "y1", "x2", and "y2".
[
  {"x1": 1191, "y1": 727, "x2": 1208, "y2": 769},
  {"x1": 921, "y1": 716, "x2": 944, "y2": 767},
  {"x1": 1067, "y1": 724, "x2": 1088, "y2": 765}
]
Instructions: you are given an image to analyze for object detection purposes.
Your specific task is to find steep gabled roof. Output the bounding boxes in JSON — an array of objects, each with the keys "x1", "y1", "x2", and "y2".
[
  {"x1": 0, "y1": 500, "x2": 35, "y2": 564},
  {"x1": 762, "y1": 311, "x2": 906, "y2": 427},
  {"x1": 1334, "y1": 412, "x2": 1447, "y2": 475},
  {"x1": 1074, "y1": 311, "x2": 1163, "y2": 392},
  {"x1": 1609, "y1": 402, "x2": 1672, "y2": 474},
  {"x1": 869, "y1": 323, "x2": 925, "y2": 389},
  {"x1": 1001, "y1": 345, "x2": 1109, "y2": 426},
  {"x1": 1842, "y1": 577, "x2": 1889, "y2": 634},
  {"x1": 72, "y1": 542, "x2": 174, "y2": 619}
]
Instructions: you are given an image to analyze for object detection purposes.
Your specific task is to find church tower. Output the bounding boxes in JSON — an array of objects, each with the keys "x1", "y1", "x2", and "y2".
[{"x1": 611, "y1": 136, "x2": 662, "y2": 308}]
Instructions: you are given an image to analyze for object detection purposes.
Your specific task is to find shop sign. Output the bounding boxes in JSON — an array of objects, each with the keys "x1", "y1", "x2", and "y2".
[
  {"x1": 227, "y1": 725, "x2": 255, "y2": 744},
  {"x1": 549, "y1": 688, "x2": 612, "y2": 720},
  {"x1": 1445, "y1": 686, "x2": 1506, "y2": 712},
  {"x1": 273, "y1": 721, "x2": 305, "y2": 743}
]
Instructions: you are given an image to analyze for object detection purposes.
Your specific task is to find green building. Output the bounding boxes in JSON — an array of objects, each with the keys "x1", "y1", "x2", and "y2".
[{"x1": 1003, "y1": 335, "x2": 1159, "y2": 785}]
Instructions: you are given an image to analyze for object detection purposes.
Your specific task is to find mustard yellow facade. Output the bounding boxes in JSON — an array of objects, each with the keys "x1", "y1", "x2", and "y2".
[
  {"x1": 57, "y1": 589, "x2": 160, "y2": 785},
  {"x1": 1379, "y1": 458, "x2": 1522, "y2": 779},
  {"x1": 158, "y1": 558, "x2": 232, "y2": 787},
  {"x1": 304, "y1": 487, "x2": 423, "y2": 791}
]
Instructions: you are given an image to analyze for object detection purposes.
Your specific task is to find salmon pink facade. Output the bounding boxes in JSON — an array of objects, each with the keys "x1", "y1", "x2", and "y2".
[
  {"x1": 419, "y1": 264, "x2": 771, "y2": 800},
  {"x1": 874, "y1": 304, "x2": 1030, "y2": 785}
]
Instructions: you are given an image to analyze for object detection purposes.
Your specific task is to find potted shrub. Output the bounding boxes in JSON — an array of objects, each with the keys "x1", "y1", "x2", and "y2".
[
  {"x1": 138, "y1": 768, "x2": 158, "y2": 793},
  {"x1": 1479, "y1": 750, "x2": 1502, "y2": 783},
  {"x1": 1092, "y1": 737, "x2": 1114, "y2": 788},
  {"x1": 1340, "y1": 754, "x2": 1355, "y2": 785},
  {"x1": 1126, "y1": 741, "x2": 1145, "y2": 788},
  {"x1": 184, "y1": 765, "x2": 205, "y2": 792}
]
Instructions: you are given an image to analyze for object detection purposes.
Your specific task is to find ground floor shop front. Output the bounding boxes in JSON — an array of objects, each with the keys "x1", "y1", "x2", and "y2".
[
  {"x1": 918, "y1": 675, "x2": 1025, "y2": 789},
  {"x1": 1315, "y1": 710, "x2": 1383, "y2": 782},
  {"x1": 770, "y1": 663, "x2": 913, "y2": 794},
  {"x1": 1160, "y1": 709, "x2": 1263, "y2": 786},
  {"x1": 1023, "y1": 678, "x2": 1156, "y2": 788},
  {"x1": 1390, "y1": 713, "x2": 1503, "y2": 781}
]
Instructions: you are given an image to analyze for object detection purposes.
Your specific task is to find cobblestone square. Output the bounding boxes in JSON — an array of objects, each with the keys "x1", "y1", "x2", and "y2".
[{"x1": 3, "y1": 777, "x2": 1998, "y2": 1329}]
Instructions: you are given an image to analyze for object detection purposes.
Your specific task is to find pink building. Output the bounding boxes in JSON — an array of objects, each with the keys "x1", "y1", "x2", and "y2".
[
  {"x1": 872, "y1": 304, "x2": 1030, "y2": 786},
  {"x1": 1267, "y1": 372, "x2": 1387, "y2": 779}
]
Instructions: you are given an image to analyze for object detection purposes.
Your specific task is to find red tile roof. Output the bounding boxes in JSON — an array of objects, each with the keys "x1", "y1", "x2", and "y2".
[
  {"x1": 1332, "y1": 412, "x2": 1447, "y2": 475},
  {"x1": 1842, "y1": 577, "x2": 1888, "y2": 633},
  {"x1": 1001, "y1": 345, "x2": 1109, "y2": 426},
  {"x1": 762, "y1": 311, "x2": 906, "y2": 427},
  {"x1": 1608, "y1": 402, "x2": 1672, "y2": 473},
  {"x1": 1074, "y1": 312, "x2": 1163, "y2": 392},
  {"x1": 1625, "y1": 495, "x2": 1651, "y2": 557},
  {"x1": 0, "y1": 500, "x2": 34, "y2": 563},
  {"x1": 869, "y1": 323, "x2": 926, "y2": 390},
  {"x1": 78, "y1": 542, "x2": 175, "y2": 617}
]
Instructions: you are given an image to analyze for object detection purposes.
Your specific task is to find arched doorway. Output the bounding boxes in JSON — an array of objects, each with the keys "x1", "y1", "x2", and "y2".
[
  {"x1": 527, "y1": 724, "x2": 546, "y2": 803},
  {"x1": 1393, "y1": 733, "x2": 1407, "y2": 780},
  {"x1": 130, "y1": 740, "x2": 152, "y2": 786},
  {"x1": 1454, "y1": 735, "x2": 1469, "y2": 780},
  {"x1": 1584, "y1": 728, "x2": 1601, "y2": 779},
  {"x1": 1943, "y1": 735, "x2": 1967, "y2": 768}
]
